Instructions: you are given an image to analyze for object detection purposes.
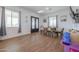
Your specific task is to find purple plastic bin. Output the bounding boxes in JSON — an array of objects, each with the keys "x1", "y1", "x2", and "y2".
[
  {"x1": 60, "y1": 40, "x2": 79, "y2": 52},
  {"x1": 70, "y1": 43, "x2": 79, "y2": 52}
]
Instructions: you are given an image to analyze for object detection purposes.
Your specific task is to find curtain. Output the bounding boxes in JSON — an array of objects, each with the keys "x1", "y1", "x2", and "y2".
[
  {"x1": 18, "y1": 11, "x2": 21, "y2": 33},
  {"x1": 0, "y1": 7, "x2": 6, "y2": 36},
  {"x1": 0, "y1": 7, "x2": 1, "y2": 36}
]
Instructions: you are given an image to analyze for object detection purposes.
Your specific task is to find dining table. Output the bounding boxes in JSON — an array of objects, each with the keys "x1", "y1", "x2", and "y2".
[{"x1": 47, "y1": 29, "x2": 62, "y2": 37}]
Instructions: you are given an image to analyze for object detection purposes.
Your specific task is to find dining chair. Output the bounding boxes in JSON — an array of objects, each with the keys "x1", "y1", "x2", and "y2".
[
  {"x1": 60, "y1": 28, "x2": 64, "y2": 39},
  {"x1": 43, "y1": 28, "x2": 48, "y2": 36}
]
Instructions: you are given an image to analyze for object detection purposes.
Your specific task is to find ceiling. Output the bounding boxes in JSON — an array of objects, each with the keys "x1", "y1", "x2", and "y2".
[{"x1": 22, "y1": 6, "x2": 68, "y2": 15}]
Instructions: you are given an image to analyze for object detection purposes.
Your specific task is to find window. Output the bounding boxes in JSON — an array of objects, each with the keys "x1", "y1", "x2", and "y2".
[
  {"x1": 48, "y1": 16, "x2": 57, "y2": 28},
  {"x1": 5, "y1": 9, "x2": 19, "y2": 27}
]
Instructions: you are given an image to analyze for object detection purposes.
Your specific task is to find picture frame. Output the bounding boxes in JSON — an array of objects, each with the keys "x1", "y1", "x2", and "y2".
[
  {"x1": 43, "y1": 19, "x2": 47, "y2": 23},
  {"x1": 60, "y1": 15, "x2": 67, "y2": 22}
]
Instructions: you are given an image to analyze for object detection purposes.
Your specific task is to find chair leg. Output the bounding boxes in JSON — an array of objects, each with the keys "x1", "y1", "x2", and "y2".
[
  {"x1": 57, "y1": 33, "x2": 59, "y2": 37},
  {"x1": 51, "y1": 33, "x2": 53, "y2": 38}
]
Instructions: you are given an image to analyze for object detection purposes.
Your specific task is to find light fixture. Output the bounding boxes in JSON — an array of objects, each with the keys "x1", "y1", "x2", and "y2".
[
  {"x1": 45, "y1": 7, "x2": 52, "y2": 11},
  {"x1": 45, "y1": 7, "x2": 49, "y2": 10},
  {"x1": 37, "y1": 10, "x2": 44, "y2": 13},
  {"x1": 37, "y1": 7, "x2": 52, "y2": 13}
]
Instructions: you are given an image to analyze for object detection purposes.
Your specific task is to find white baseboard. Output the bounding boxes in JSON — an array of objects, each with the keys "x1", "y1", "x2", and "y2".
[{"x1": 0, "y1": 32, "x2": 31, "y2": 40}]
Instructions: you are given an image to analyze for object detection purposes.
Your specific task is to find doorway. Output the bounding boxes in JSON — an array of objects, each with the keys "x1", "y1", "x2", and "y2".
[{"x1": 31, "y1": 16, "x2": 39, "y2": 33}]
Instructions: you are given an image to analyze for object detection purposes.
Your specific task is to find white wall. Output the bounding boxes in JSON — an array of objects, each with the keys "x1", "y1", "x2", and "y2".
[
  {"x1": 41, "y1": 7, "x2": 79, "y2": 32},
  {"x1": 0, "y1": 6, "x2": 40, "y2": 40}
]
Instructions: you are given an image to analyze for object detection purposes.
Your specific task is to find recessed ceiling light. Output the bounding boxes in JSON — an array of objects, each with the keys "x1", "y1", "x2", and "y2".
[
  {"x1": 45, "y1": 7, "x2": 52, "y2": 11},
  {"x1": 45, "y1": 7, "x2": 49, "y2": 10},
  {"x1": 37, "y1": 10, "x2": 44, "y2": 13}
]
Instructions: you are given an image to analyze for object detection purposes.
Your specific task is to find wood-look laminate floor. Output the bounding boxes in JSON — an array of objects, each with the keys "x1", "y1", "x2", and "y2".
[{"x1": 0, "y1": 32, "x2": 64, "y2": 52}]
